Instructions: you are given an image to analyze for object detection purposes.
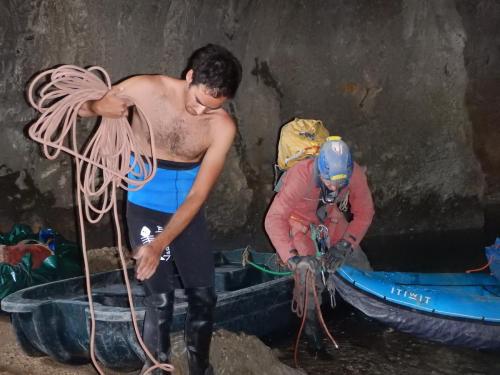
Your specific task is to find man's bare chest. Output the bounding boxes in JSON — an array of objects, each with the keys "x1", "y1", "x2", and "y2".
[
  {"x1": 132, "y1": 105, "x2": 211, "y2": 161},
  {"x1": 156, "y1": 115, "x2": 210, "y2": 159}
]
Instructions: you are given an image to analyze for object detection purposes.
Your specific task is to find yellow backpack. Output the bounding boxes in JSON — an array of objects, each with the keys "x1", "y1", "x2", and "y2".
[{"x1": 276, "y1": 118, "x2": 330, "y2": 170}]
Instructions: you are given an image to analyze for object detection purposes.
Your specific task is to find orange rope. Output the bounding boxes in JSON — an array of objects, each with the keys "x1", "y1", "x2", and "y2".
[
  {"x1": 293, "y1": 280, "x2": 308, "y2": 368},
  {"x1": 292, "y1": 269, "x2": 338, "y2": 368},
  {"x1": 27, "y1": 65, "x2": 173, "y2": 374},
  {"x1": 465, "y1": 257, "x2": 493, "y2": 273}
]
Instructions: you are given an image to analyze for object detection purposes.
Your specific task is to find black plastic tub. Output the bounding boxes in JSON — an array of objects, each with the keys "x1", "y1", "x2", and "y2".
[{"x1": 1, "y1": 248, "x2": 293, "y2": 371}]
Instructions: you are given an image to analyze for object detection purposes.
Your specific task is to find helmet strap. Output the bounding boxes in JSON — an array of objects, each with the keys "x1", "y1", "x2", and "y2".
[{"x1": 319, "y1": 181, "x2": 338, "y2": 204}]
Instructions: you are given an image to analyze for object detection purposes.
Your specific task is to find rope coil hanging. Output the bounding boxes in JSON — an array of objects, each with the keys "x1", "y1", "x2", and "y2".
[
  {"x1": 27, "y1": 64, "x2": 172, "y2": 374},
  {"x1": 292, "y1": 269, "x2": 339, "y2": 368}
]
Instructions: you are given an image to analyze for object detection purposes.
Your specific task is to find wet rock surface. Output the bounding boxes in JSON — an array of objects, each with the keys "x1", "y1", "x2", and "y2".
[{"x1": 2, "y1": 1, "x2": 500, "y2": 249}]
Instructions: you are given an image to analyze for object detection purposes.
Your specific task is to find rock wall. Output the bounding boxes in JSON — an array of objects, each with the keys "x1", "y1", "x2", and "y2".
[
  {"x1": 1, "y1": 0, "x2": 498, "y2": 254},
  {"x1": 456, "y1": 1, "x2": 500, "y2": 202}
]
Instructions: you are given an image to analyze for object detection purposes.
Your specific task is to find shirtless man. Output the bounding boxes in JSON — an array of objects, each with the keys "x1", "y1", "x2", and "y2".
[{"x1": 79, "y1": 44, "x2": 242, "y2": 375}]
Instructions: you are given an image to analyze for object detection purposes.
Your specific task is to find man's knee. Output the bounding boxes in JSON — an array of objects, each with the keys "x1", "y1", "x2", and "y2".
[
  {"x1": 185, "y1": 287, "x2": 217, "y2": 309},
  {"x1": 143, "y1": 292, "x2": 174, "y2": 310}
]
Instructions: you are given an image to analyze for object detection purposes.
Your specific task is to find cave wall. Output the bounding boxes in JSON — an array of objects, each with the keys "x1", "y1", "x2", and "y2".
[
  {"x1": 0, "y1": 0, "x2": 498, "y2": 250},
  {"x1": 456, "y1": 1, "x2": 500, "y2": 202}
]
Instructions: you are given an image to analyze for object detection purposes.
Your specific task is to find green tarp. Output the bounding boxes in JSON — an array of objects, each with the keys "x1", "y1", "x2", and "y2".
[{"x1": 0, "y1": 224, "x2": 82, "y2": 300}]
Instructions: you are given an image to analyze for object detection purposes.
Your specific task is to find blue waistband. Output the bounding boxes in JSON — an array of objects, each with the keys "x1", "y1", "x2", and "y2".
[{"x1": 127, "y1": 156, "x2": 201, "y2": 213}]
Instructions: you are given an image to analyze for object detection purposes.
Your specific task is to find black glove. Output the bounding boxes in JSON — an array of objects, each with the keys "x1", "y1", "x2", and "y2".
[
  {"x1": 287, "y1": 255, "x2": 302, "y2": 271},
  {"x1": 287, "y1": 255, "x2": 320, "y2": 273},
  {"x1": 287, "y1": 249, "x2": 300, "y2": 271},
  {"x1": 324, "y1": 239, "x2": 353, "y2": 272}
]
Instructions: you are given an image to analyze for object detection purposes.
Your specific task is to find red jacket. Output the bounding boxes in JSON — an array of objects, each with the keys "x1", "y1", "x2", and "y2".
[{"x1": 264, "y1": 158, "x2": 375, "y2": 263}]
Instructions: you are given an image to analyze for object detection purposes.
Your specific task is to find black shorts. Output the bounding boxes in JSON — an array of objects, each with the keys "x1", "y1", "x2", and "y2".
[{"x1": 126, "y1": 201, "x2": 214, "y2": 294}]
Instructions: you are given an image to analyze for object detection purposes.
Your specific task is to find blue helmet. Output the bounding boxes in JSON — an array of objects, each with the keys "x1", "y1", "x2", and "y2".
[{"x1": 316, "y1": 136, "x2": 353, "y2": 187}]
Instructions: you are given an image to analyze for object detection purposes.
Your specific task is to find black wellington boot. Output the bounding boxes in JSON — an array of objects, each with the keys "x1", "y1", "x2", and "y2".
[
  {"x1": 140, "y1": 291, "x2": 174, "y2": 375},
  {"x1": 184, "y1": 286, "x2": 217, "y2": 375},
  {"x1": 303, "y1": 309, "x2": 333, "y2": 360}
]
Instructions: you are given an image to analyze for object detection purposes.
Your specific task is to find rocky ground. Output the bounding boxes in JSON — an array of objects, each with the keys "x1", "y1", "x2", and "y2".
[
  {"x1": 0, "y1": 314, "x2": 302, "y2": 375},
  {"x1": 85, "y1": 246, "x2": 134, "y2": 273}
]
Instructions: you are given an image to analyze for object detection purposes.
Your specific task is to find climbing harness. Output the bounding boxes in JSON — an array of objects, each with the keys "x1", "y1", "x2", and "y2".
[
  {"x1": 311, "y1": 224, "x2": 328, "y2": 289},
  {"x1": 27, "y1": 65, "x2": 172, "y2": 374}
]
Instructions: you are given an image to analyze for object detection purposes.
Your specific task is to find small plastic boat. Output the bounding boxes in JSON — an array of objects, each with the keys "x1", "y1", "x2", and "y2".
[
  {"x1": 331, "y1": 265, "x2": 500, "y2": 350},
  {"x1": 1, "y1": 248, "x2": 293, "y2": 371}
]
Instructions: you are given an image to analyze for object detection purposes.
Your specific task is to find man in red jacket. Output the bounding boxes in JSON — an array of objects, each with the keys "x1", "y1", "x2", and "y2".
[{"x1": 264, "y1": 136, "x2": 375, "y2": 356}]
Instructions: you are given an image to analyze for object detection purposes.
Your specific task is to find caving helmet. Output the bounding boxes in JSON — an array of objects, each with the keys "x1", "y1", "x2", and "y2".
[{"x1": 316, "y1": 136, "x2": 353, "y2": 203}]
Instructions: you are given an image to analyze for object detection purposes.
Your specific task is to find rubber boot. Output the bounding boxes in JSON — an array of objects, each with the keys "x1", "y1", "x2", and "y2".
[
  {"x1": 140, "y1": 291, "x2": 174, "y2": 375},
  {"x1": 184, "y1": 287, "x2": 217, "y2": 375},
  {"x1": 303, "y1": 309, "x2": 333, "y2": 360}
]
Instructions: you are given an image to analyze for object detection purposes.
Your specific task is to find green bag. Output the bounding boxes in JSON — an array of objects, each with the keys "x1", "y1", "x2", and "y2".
[{"x1": 0, "y1": 224, "x2": 82, "y2": 300}]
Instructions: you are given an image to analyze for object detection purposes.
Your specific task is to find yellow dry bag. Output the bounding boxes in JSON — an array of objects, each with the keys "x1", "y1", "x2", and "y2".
[{"x1": 276, "y1": 118, "x2": 330, "y2": 170}]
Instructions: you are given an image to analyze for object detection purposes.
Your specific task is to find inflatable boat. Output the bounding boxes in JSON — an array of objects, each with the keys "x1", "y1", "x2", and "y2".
[{"x1": 331, "y1": 265, "x2": 500, "y2": 350}]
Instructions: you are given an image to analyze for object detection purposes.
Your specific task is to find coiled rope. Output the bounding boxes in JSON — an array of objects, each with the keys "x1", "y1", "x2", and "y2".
[{"x1": 27, "y1": 65, "x2": 173, "y2": 374}]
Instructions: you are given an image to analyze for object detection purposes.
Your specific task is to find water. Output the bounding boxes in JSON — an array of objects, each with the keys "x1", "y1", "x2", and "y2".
[
  {"x1": 265, "y1": 301, "x2": 499, "y2": 375},
  {"x1": 362, "y1": 228, "x2": 494, "y2": 273},
  {"x1": 263, "y1": 228, "x2": 500, "y2": 375}
]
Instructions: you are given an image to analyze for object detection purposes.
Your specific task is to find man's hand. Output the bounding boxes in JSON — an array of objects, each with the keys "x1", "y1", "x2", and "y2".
[
  {"x1": 133, "y1": 243, "x2": 163, "y2": 281},
  {"x1": 287, "y1": 255, "x2": 320, "y2": 273},
  {"x1": 324, "y1": 239, "x2": 353, "y2": 272},
  {"x1": 79, "y1": 86, "x2": 129, "y2": 118},
  {"x1": 94, "y1": 86, "x2": 130, "y2": 118},
  {"x1": 287, "y1": 255, "x2": 302, "y2": 271}
]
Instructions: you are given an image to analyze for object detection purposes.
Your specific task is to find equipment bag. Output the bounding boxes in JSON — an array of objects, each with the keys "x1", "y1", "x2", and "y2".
[
  {"x1": 274, "y1": 118, "x2": 329, "y2": 191},
  {"x1": 277, "y1": 118, "x2": 330, "y2": 171}
]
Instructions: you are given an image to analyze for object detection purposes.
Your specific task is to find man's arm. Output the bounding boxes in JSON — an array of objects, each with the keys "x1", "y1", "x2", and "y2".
[
  {"x1": 264, "y1": 162, "x2": 311, "y2": 263},
  {"x1": 134, "y1": 116, "x2": 236, "y2": 280},
  {"x1": 78, "y1": 77, "x2": 145, "y2": 118}
]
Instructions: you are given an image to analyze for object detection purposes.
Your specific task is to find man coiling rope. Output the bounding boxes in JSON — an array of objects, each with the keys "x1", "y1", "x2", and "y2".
[
  {"x1": 27, "y1": 65, "x2": 173, "y2": 374},
  {"x1": 27, "y1": 45, "x2": 243, "y2": 375}
]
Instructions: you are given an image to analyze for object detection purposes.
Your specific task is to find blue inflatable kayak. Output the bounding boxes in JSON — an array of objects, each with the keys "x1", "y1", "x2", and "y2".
[{"x1": 332, "y1": 265, "x2": 500, "y2": 350}]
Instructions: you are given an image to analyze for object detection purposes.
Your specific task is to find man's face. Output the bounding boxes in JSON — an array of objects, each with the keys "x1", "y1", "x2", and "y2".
[
  {"x1": 185, "y1": 84, "x2": 227, "y2": 116},
  {"x1": 320, "y1": 176, "x2": 347, "y2": 192}
]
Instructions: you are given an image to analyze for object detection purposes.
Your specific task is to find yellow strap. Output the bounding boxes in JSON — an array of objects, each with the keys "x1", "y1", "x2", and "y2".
[
  {"x1": 330, "y1": 174, "x2": 347, "y2": 181},
  {"x1": 326, "y1": 135, "x2": 342, "y2": 141}
]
